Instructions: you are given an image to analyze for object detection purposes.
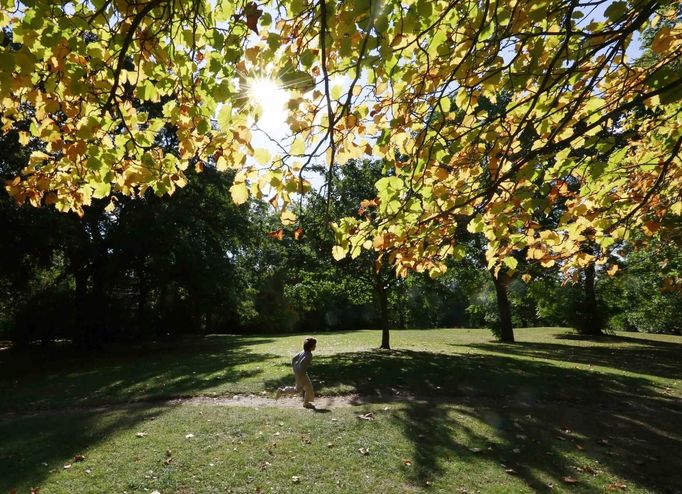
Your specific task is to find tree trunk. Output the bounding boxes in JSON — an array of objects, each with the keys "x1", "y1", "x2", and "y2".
[
  {"x1": 581, "y1": 261, "x2": 603, "y2": 335},
  {"x1": 73, "y1": 263, "x2": 89, "y2": 349},
  {"x1": 87, "y1": 214, "x2": 107, "y2": 347},
  {"x1": 376, "y1": 282, "x2": 391, "y2": 349},
  {"x1": 137, "y1": 264, "x2": 149, "y2": 335},
  {"x1": 492, "y1": 271, "x2": 515, "y2": 343}
]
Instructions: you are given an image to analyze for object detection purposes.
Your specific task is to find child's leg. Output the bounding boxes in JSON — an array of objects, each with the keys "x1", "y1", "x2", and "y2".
[
  {"x1": 278, "y1": 385, "x2": 299, "y2": 395},
  {"x1": 278, "y1": 372, "x2": 304, "y2": 397},
  {"x1": 301, "y1": 373, "x2": 315, "y2": 404}
]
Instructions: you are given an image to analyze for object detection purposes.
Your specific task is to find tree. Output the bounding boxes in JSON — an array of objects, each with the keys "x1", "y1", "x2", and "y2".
[
  {"x1": 327, "y1": 159, "x2": 401, "y2": 348},
  {"x1": 1, "y1": 0, "x2": 680, "y2": 288}
]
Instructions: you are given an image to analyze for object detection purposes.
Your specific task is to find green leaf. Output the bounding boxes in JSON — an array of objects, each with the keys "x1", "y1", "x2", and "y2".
[
  {"x1": 92, "y1": 182, "x2": 111, "y2": 199},
  {"x1": 217, "y1": 104, "x2": 232, "y2": 129},
  {"x1": 604, "y1": 1, "x2": 627, "y2": 22},
  {"x1": 279, "y1": 68, "x2": 315, "y2": 92},
  {"x1": 503, "y1": 256, "x2": 518, "y2": 270}
]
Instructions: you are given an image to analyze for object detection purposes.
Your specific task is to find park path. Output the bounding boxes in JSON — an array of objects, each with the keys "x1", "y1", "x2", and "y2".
[
  {"x1": 1, "y1": 392, "x2": 485, "y2": 418},
  {"x1": 174, "y1": 392, "x2": 405, "y2": 409}
]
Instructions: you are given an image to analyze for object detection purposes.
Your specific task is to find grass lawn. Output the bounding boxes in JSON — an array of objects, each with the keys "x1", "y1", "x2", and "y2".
[{"x1": 1, "y1": 328, "x2": 681, "y2": 493}]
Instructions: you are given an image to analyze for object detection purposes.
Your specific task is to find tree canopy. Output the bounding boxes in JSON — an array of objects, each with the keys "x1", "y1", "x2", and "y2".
[{"x1": 1, "y1": 0, "x2": 681, "y2": 278}]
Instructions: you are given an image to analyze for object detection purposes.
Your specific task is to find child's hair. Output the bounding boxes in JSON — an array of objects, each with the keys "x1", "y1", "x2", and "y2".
[{"x1": 303, "y1": 338, "x2": 317, "y2": 351}]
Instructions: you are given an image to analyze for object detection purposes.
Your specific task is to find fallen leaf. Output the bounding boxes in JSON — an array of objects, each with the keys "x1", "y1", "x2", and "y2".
[
  {"x1": 357, "y1": 412, "x2": 375, "y2": 421},
  {"x1": 562, "y1": 476, "x2": 578, "y2": 484},
  {"x1": 575, "y1": 444, "x2": 585, "y2": 451},
  {"x1": 505, "y1": 468, "x2": 517, "y2": 475},
  {"x1": 575, "y1": 465, "x2": 596, "y2": 474},
  {"x1": 151, "y1": 491, "x2": 161, "y2": 494},
  {"x1": 469, "y1": 447, "x2": 482, "y2": 453},
  {"x1": 185, "y1": 433, "x2": 195, "y2": 439},
  {"x1": 163, "y1": 457, "x2": 173, "y2": 465},
  {"x1": 358, "y1": 447, "x2": 370, "y2": 455},
  {"x1": 607, "y1": 482, "x2": 627, "y2": 491},
  {"x1": 327, "y1": 442, "x2": 335, "y2": 448},
  {"x1": 166, "y1": 449, "x2": 172, "y2": 457},
  {"x1": 85, "y1": 469, "x2": 92, "y2": 475},
  {"x1": 73, "y1": 455, "x2": 85, "y2": 462},
  {"x1": 291, "y1": 475, "x2": 301, "y2": 483},
  {"x1": 597, "y1": 438, "x2": 610, "y2": 446},
  {"x1": 30, "y1": 489, "x2": 40, "y2": 494},
  {"x1": 136, "y1": 432, "x2": 147, "y2": 438},
  {"x1": 402, "y1": 459, "x2": 412, "y2": 466},
  {"x1": 63, "y1": 464, "x2": 72, "y2": 470},
  {"x1": 259, "y1": 461, "x2": 271, "y2": 471}
]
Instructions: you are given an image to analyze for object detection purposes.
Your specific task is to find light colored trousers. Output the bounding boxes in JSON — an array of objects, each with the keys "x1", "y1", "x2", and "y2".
[{"x1": 279, "y1": 372, "x2": 315, "y2": 403}]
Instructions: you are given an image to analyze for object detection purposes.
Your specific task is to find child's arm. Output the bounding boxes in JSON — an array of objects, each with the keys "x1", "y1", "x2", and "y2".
[{"x1": 298, "y1": 352, "x2": 312, "y2": 373}]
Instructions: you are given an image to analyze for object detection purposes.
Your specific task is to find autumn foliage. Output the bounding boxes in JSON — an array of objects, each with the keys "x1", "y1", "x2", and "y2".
[{"x1": 1, "y1": 0, "x2": 680, "y2": 276}]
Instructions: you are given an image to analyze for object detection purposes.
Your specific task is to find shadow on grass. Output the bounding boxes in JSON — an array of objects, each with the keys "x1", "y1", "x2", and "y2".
[
  {"x1": 0, "y1": 335, "x2": 279, "y2": 412},
  {"x1": 0, "y1": 406, "x2": 162, "y2": 492},
  {"x1": 265, "y1": 348, "x2": 681, "y2": 493},
  {"x1": 465, "y1": 334, "x2": 682, "y2": 379},
  {"x1": 0, "y1": 335, "x2": 277, "y2": 491}
]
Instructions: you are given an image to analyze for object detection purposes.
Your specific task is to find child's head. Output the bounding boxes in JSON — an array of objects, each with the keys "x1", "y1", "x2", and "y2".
[{"x1": 303, "y1": 337, "x2": 317, "y2": 352}]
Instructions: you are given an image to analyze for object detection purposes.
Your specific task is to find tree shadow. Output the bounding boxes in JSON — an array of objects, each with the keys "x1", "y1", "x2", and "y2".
[
  {"x1": 464, "y1": 335, "x2": 682, "y2": 379},
  {"x1": 0, "y1": 335, "x2": 278, "y2": 412},
  {"x1": 286, "y1": 349, "x2": 681, "y2": 493},
  {"x1": 0, "y1": 406, "x2": 162, "y2": 492},
  {"x1": 0, "y1": 335, "x2": 277, "y2": 491}
]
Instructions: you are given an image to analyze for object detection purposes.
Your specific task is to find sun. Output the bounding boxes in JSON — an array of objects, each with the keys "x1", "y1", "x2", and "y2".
[{"x1": 247, "y1": 76, "x2": 290, "y2": 137}]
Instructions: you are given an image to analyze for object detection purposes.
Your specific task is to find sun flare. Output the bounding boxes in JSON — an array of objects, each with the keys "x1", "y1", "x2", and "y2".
[{"x1": 247, "y1": 77, "x2": 290, "y2": 136}]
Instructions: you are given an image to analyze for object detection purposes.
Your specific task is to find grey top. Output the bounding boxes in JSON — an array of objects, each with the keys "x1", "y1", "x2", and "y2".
[{"x1": 292, "y1": 350, "x2": 313, "y2": 374}]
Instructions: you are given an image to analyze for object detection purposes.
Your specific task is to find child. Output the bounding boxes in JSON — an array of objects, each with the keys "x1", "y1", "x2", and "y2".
[{"x1": 276, "y1": 338, "x2": 317, "y2": 408}]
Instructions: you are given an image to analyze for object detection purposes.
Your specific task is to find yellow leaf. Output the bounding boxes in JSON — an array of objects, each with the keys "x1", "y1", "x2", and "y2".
[
  {"x1": 290, "y1": 137, "x2": 305, "y2": 155},
  {"x1": 254, "y1": 148, "x2": 271, "y2": 165},
  {"x1": 522, "y1": 274, "x2": 532, "y2": 283},
  {"x1": 230, "y1": 182, "x2": 249, "y2": 205},
  {"x1": 332, "y1": 245, "x2": 347, "y2": 261},
  {"x1": 281, "y1": 210, "x2": 297, "y2": 225},
  {"x1": 607, "y1": 264, "x2": 619, "y2": 276}
]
